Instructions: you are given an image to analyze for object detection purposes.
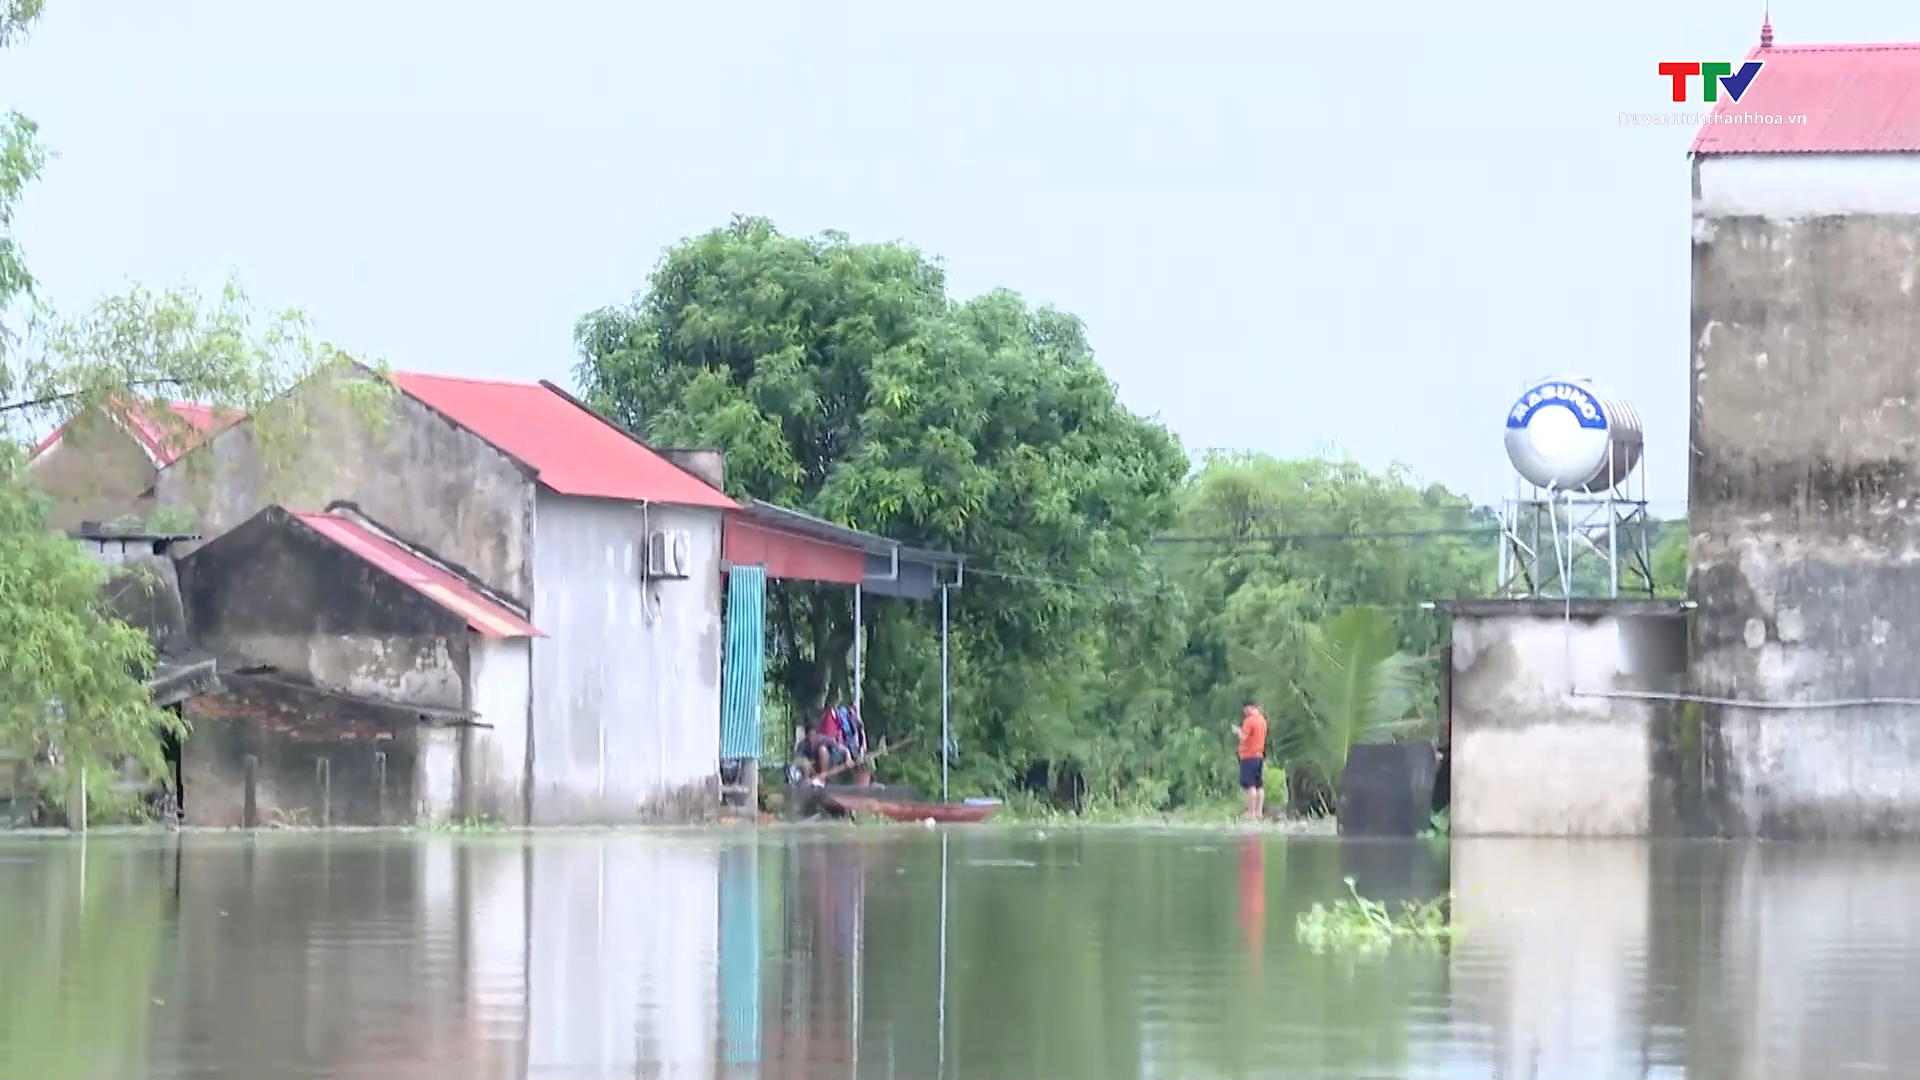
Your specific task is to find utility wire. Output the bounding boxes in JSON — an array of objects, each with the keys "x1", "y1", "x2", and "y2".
[
  {"x1": 960, "y1": 520, "x2": 1677, "y2": 601},
  {"x1": 963, "y1": 565, "x2": 1472, "y2": 612},
  {"x1": 1156, "y1": 526, "x2": 1503, "y2": 543},
  {"x1": 1177, "y1": 502, "x2": 1689, "y2": 524}
]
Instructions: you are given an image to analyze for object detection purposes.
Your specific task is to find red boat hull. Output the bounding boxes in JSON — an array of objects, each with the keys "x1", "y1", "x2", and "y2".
[{"x1": 820, "y1": 793, "x2": 998, "y2": 824}]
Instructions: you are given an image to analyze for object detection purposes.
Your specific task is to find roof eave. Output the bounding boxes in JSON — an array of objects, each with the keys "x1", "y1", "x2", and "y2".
[{"x1": 736, "y1": 500, "x2": 965, "y2": 568}]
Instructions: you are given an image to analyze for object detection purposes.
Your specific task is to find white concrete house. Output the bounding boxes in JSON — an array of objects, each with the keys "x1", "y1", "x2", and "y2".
[{"x1": 157, "y1": 370, "x2": 738, "y2": 824}]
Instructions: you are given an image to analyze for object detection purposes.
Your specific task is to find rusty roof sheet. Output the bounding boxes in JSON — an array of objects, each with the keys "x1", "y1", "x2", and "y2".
[
  {"x1": 292, "y1": 511, "x2": 541, "y2": 638},
  {"x1": 30, "y1": 400, "x2": 241, "y2": 465},
  {"x1": 392, "y1": 372, "x2": 736, "y2": 509},
  {"x1": 1692, "y1": 43, "x2": 1920, "y2": 154}
]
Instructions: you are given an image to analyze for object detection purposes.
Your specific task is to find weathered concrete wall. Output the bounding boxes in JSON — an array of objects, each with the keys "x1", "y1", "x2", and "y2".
[
  {"x1": 660, "y1": 447, "x2": 724, "y2": 490},
  {"x1": 466, "y1": 636, "x2": 531, "y2": 824},
  {"x1": 155, "y1": 371, "x2": 538, "y2": 605},
  {"x1": 177, "y1": 506, "x2": 483, "y2": 824},
  {"x1": 1690, "y1": 153, "x2": 1920, "y2": 838},
  {"x1": 28, "y1": 418, "x2": 158, "y2": 530},
  {"x1": 178, "y1": 507, "x2": 473, "y2": 707},
  {"x1": 417, "y1": 727, "x2": 461, "y2": 823},
  {"x1": 85, "y1": 537, "x2": 190, "y2": 648},
  {"x1": 528, "y1": 495, "x2": 723, "y2": 823},
  {"x1": 1448, "y1": 599, "x2": 1688, "y2": 836}
]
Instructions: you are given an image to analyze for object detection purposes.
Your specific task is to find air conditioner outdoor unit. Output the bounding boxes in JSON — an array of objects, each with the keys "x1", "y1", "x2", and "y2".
[{"x1": 645, "y1": 529, "x2": 693, "y2": 580}]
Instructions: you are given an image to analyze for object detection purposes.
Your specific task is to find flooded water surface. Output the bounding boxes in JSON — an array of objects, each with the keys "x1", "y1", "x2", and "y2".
[{"x1": 0, "y1": 828, "x2": 1912, "y2": 1079}]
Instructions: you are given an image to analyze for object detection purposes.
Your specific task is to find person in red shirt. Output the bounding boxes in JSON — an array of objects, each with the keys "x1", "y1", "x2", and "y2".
[
  {"x1": 802, "y1": 703, "x2": 851, "y2": 782},
  {"x1": 1232, "y1": 700, "x2": 1268, "y2": 821}
]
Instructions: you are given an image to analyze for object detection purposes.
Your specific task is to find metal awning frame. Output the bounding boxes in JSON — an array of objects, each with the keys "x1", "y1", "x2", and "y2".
[{"x1": 724, "y1": 500, "x2": 966, "y2": 798}]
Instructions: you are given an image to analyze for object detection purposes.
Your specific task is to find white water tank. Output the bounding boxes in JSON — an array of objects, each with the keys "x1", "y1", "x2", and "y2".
[{"x1": 1502, "y1": 377, "x2": 1644, "y2": 493}]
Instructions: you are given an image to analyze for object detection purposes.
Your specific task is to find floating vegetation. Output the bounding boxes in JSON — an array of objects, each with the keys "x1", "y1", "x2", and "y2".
[{"x1": 1295, "y1": 876, "x2": 1460, "y2": 954}]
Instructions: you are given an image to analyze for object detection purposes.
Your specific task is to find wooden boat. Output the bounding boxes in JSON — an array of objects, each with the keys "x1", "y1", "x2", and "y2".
[
  {"x1": 820, "y1": 792, "x2": 1000, "y2": 824},
  {"x1": 787, "y1": 782, "x2": 919, "y2": 820}
]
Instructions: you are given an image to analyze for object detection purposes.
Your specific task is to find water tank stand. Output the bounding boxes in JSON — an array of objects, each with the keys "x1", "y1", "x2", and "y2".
[{"x1": 1496, "y1": 470, "x2": 1655, "y2": 599}]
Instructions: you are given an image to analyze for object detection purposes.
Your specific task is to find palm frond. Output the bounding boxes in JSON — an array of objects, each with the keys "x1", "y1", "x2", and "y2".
[{"x1": 1293, "y1": 606, "x2": 1421, "y2": 790}]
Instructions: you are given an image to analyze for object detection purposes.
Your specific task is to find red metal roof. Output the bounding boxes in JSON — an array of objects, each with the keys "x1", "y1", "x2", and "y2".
[
  {"x1": 30, "y1": 400, "x2": 239, "y2": 465},
  {"x1": 292, "y1": 511, "x2": 542, "y2": 638},
  {"x1": 1692, "y1": 43, "x2": 1920, "y2": 154},
  {"x1": 391, "y1": 372, "x2": 736, "y2": 509},
  {"x1": 724, "y1": 515, "x2": 867, "y2": 584}
]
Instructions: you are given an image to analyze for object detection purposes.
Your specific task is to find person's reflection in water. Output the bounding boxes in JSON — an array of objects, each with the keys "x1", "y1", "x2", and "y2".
[{"x1": 1238, "y1": 834, "x2": 1266, "y2": 961}]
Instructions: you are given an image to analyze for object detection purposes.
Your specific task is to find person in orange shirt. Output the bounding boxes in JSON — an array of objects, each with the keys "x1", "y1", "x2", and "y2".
[{"x1": 1232, "y1": 700, "x2": 1268, "y2": 821}]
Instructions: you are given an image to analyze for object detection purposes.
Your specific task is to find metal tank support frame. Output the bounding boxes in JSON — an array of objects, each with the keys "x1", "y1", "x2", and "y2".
[{"x1": 1496, "y1": 442, "x2": 1655, "y2": 599}]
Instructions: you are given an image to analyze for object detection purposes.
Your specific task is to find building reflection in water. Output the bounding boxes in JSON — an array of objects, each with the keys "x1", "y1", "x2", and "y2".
[
  {"x1": 27, "y1": 831, "x2": 1920, "y2": 1079},
  {"x1": 147, "y1": 836, "x2": 728, "y2": 1080},
  {"x1": 1445, "y1": 839, "x2": 1920, "y2": 1080},
  {"x1": 525, "y1": 838, "x2": 719, "y2": 1078},
  {"x1": 1448, "y1": 839, "x2": 1653, "y2": 1080},
  {"x1": 718, "y1": 841, "x2": 762, "y2": 1077},
  {"x1": 761, "y1": 837, "x2": 870, "y2": 1080}
]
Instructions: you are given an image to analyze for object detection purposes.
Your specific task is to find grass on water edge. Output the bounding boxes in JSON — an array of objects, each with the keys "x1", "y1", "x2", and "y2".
[
  {"x1": 1295, "y1": 876, "x2": 1460, "y2": 955},
  {"x1": 988, "y1": 790, "x2": 1339, "y2": 831}
]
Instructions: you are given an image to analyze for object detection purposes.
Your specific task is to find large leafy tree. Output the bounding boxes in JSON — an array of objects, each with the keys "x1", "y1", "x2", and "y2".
[
  {"x1": 0, "y1": 1, "x2": 386, "y2": 813},
  {"x1": 575, "y1": 217, "x2": 1188, "y2": 789}
]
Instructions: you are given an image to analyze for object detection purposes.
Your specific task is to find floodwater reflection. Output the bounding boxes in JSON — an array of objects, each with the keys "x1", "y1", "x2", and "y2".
[{"x1": 0, "y1": 831, "x2": 1916, "y2": 1078}]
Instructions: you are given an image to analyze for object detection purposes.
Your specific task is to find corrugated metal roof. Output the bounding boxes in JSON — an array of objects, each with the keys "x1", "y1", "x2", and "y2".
[
  {"x1": 30, "y1": 400, "x2": 239, "y2": 465},
  {"x1": 292, "y1": 511, "x2": 541, "y2": 638},
  {"x1": 1692, "y1": 43, "x2": 1920, "y2": 154},
  {"x1": 392, "y1": 372, "x2": 737, "y2": 509}
]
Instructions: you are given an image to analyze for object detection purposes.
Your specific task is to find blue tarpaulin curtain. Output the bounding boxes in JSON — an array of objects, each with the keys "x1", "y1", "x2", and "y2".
[{"x1": 721, "y1": 565, "x2": 766, "y2": 761}]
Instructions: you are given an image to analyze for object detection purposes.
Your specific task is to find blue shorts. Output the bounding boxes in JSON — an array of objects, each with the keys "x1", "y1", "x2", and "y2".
[{"x1": 1238, "y1": 757, "x2": 1264, "y2": 789}]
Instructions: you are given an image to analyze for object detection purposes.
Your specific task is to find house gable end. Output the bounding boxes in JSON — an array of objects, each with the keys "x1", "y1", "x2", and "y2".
[
  {"x1": 179, "y1": 506, "x2": 468, "y2": 643},
  {"x1": 154, "y1": 365, "x2": 540, "y2": 605}
]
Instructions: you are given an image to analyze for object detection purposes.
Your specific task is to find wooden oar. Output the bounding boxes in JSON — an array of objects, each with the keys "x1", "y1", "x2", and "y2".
[{"x1": 813, "y1": 734, "x2": 918, "y2": 785}]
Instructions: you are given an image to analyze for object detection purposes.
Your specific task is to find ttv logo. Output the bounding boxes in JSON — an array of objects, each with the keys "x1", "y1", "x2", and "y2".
[{"x1": 1658, "y1": 61, "x2": 1764, "y2": 103}]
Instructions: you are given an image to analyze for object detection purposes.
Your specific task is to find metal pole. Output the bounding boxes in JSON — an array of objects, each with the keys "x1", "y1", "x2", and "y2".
[
  {"x1": 940, "y1": 583, "x2": 950, "y2": 803},
  {"x1": 853, "y1": 584, "x2": 863, "y2": 713},
  {"x1": 850, "y1": 846, "x2": 862, "y2": 1080},
  {"x1": 1607, "y1": 444, "x2": 1621, "y2": 598},
  {"x1": 1497, "y1": 497, "x2": 1510, "y2": 595}
]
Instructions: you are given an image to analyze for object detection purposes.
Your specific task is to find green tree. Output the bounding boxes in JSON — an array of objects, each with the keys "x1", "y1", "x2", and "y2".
[
  {"x1": 1157, "y1": 454, "x2": 1492, "y2": 806},
  {"x1": 0, "y1": 1, "x2": 389, "y2": 812},
  {"x1": 575, "y1": 217, "x2": 1188, "y2": 792},
  {"x1": 576, "y1": 218, "x2": 1508, "y2": 810},
  {"x1": 1652, "y1": 516, "x2": 1688, "y2": 597},
  {"x1": 1166, "y1": 455, "x2": 1491, "y2": 719}
]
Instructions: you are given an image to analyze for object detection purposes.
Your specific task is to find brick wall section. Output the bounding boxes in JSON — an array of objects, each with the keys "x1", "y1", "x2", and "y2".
[{"x1": 183, "y1": 675, "x2": 417, "y2": 827}]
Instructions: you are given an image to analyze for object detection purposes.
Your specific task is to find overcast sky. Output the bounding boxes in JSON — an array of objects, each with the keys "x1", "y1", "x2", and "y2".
[{"x1": 2, "y1": 1, "x2": 1912, "y2": 510}]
